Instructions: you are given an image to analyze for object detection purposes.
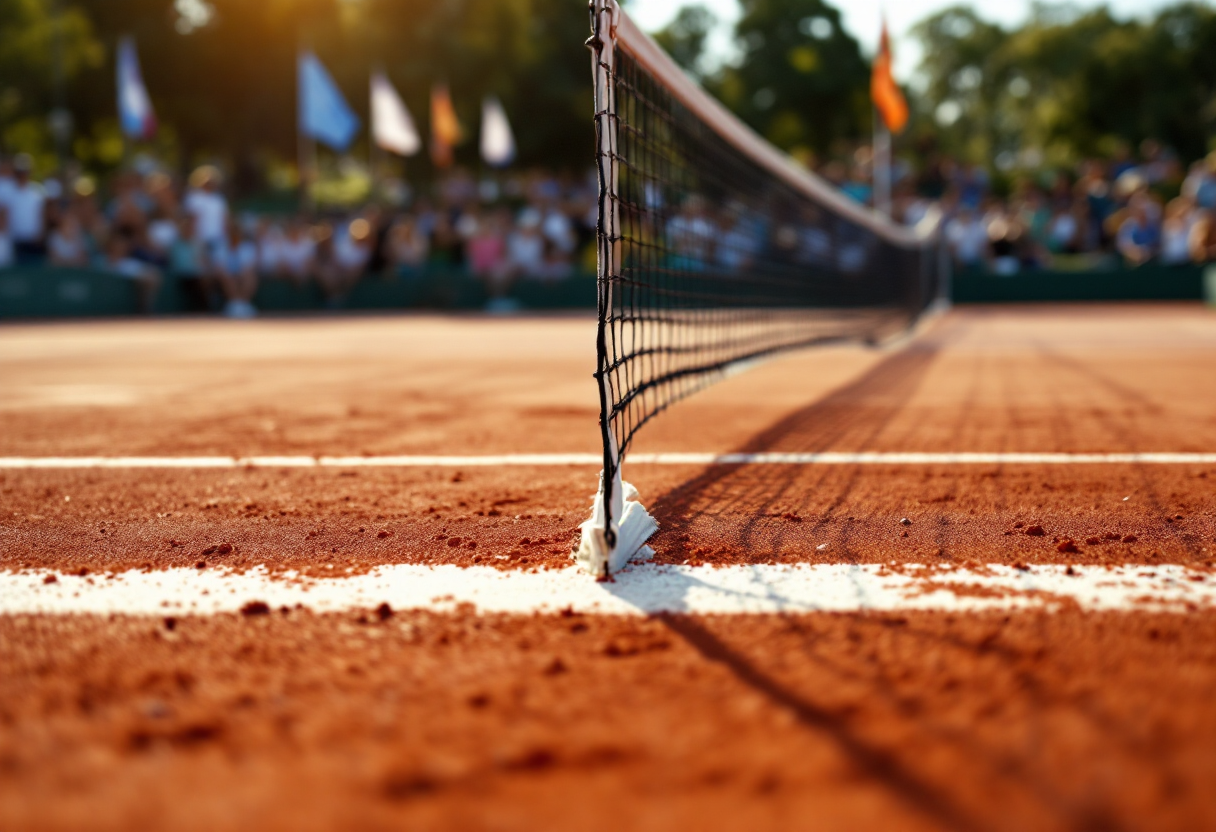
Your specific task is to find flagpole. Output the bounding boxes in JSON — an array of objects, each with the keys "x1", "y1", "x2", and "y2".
[
  {"x1": 297, "y1": 47, "x2": 309, "y2": 215},
  {"x1": 368, "y1": 138, "x2": 377, "y2": 203},
  {"x1": 368, "y1": 72, "x2": 378, "y2": 203},
  {"x1": 873, "y1": 107, "x2": 891, "y2": 218}
]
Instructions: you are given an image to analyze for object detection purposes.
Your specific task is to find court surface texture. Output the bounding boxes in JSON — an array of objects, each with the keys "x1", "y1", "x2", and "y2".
[{"x1": 2, "y1": 304, "x2": 1215, "y2": 831}]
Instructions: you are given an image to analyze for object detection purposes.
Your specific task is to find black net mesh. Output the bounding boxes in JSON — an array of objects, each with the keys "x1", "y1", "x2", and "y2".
[{"x1": 590, "y1": 5, "x2": 940, "y2": 538}]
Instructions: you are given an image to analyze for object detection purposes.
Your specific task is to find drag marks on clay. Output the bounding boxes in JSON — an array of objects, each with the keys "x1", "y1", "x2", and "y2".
[{"x1": 2, "y1": 563, "x2": 1214, "y2": 617}]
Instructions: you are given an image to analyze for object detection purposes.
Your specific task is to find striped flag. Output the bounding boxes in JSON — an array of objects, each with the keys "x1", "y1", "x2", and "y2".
[
  {"x1": 117, "y1": 37, "x2": 156, "y2": 141},
  {"x1": 871, "y1": 21, "x2": 908, "y2": 134},
  {"x1": 430, "y1": 84, "x2": 463, "y2": 169}
]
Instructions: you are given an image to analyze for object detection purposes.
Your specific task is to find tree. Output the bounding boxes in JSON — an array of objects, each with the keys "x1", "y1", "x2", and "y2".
[
  {"x1": 913, "y1": 3, "x2": 1216, "y2": 169},
  {"x1": 0, "y1": 0, "x2": 104, "y2": 169},
  {"x1": 59, "y1": 0, "x2": 595, "y2": 183},
  {"x1": 653, "y1": 4, "x2": 717, "y2": 81},
  {"x1": 711, "y1": 0, "x2": 870, "y2": 157}
]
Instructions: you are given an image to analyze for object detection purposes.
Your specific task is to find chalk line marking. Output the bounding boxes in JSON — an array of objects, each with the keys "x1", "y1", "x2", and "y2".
[
  {"x1": 2, "y1": 564, "x2": 1212, "y2": 616},
  {"x1": 2, "y1": 452, "x2": 1215, "y2": 469}
]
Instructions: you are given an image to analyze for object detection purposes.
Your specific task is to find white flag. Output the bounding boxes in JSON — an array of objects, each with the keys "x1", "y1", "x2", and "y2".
[
  {"x1": 480, "y1": 95, "x2": 516, "y2": 168},
  {"x1": 371, "y1": 71, "x2": 420, "y2": 156}
]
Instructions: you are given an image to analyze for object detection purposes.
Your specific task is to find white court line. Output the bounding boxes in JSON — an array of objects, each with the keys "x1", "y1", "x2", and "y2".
[
  {"x1": 2, "y1": 452, "x2": 1216, "y2": 469},
  {"x1": 1, "y1": 564, "x2": 1212, "y2": 616}
]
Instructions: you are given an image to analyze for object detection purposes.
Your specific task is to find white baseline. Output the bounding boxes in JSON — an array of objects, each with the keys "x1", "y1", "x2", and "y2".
[
  {"x1": 2, "y1": 452, "x2": 1215, "y2": 469},
  {"x1": 1, "y1": 564, "x2": 1213, "y2": 617}
]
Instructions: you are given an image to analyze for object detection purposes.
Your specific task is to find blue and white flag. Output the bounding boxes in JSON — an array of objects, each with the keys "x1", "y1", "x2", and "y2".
[
  {"x1": 298, "y1": 51, "x2": 360, "y2": 151},
  {"x1": 117, "y1": 37, "x2": 156, "y2": 141},
  {"x1": 480, "y1": 95, "x2": 516, "y2": 168}
]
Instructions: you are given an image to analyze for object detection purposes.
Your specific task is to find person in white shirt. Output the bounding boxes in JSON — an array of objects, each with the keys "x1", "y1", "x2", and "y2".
[
  {"x1": 505, "y1": 208, "x2": 546, "y2": 278},
  {"x1": 208, "y1": 219, "x2": 258, "y2": 318},
  {"x1": 257, "y1": 219, "x2": 286, "y2": 276},
  {"x1": 7, "y1": 155, "x2": 47, "y2": 260},
  {"x1": 104, "y1": 233, "x2": 161, "y2": 314},
  {"x1": 945, "y1": 207, "x2": 990, "y2": 268},
  {"x1": 275, "y1": 219, "x2": 317, "y2": 286},
  {"x1": 145, "y1": 206, "x2": 179, "y2": 264},
  {"x1": 48, "y1": 214, "x2": 91, "y2": 267},
  {"x1": 317, "y1": 217, "x2": 371, "y2": 305},
  {"x1": 182, "y1": 166, "x2": 229, "y2": 248},
  {"x1": 1160, "y1": 196, "x2": 1197, "y2": 265}
]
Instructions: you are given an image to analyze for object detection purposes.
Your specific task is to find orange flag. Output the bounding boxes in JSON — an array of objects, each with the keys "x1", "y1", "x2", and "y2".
[
  {"x1": 430, "y1": 84, "x2": 463, "y2": 168},
  {"x1": 871, "y1": 21, "x2": 908, "y2": 134}
]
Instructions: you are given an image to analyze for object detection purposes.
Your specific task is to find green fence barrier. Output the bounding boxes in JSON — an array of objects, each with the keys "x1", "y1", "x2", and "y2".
[
  {"x1": 3, "y1": 262, "x2": 1210, "y2": 319},
  {"x1": 952, "y1": 264, "x2": 1206, "y2": 303},
  {"x1": 0, "y1": 266, "x2": 597, "y2": 319},
  {"x1": 1204, "y1": 265, "x2": 1216, "y2": 307}
]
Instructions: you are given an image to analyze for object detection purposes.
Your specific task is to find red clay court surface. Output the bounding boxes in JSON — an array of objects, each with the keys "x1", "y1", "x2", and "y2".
[{"x1": 2, "y1": 304, "x2": 1215, "y2": 831}]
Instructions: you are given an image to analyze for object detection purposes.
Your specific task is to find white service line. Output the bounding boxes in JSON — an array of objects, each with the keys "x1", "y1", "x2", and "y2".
[
  {"x1": 2, "y1": 452, "x2": 1216, "y2": 469},
  {"x1": 2, "y1": 564, "x2": 1212, "y2": 617}
]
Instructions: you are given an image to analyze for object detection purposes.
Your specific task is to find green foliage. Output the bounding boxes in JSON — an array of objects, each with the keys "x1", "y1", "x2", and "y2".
[
  {"x1": 0, "y1": 0, "x2": 104, "y2": 168},
  {"x1": 913, "y1": 3, "x2": 1216, "y2": 168},
  {"x1": 710, "y1": 0, "x2": 870, "y2": 157},
  {"x1": 10, "y1": 0, "x2": 593, "y2": 184},
  {"x1": 653, "y1": 5, "x2": 718, "y2": 80}
]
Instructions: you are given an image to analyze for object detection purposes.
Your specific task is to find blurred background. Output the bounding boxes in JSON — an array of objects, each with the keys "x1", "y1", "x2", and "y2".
[{"x1": 1, "y1": 0, "x2": 1215, "y2": 317}]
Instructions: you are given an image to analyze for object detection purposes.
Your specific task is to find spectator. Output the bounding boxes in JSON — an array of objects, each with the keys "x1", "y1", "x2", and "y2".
[
  {"x1": 718, "y1": 207, "x2": 763, "y2": 272},
  {"x1": 946, "y1": 206, "x2": 990, "y2": 267},
  {"x1": 183, "y1": 166, "x2": 228, "y2": 248},
  {"x1": 103, "y1": 234, "x2": 161, "y2": 313},
  {"x1": 667, "y1": 195, "x2": 715, "y2": 270},
  {"x1": 257, "y1": 218, "x2": 287, "y2": 278},
  {"x1": 311, "y1": 222, "x2": 339, "y2": 296},
  {"x1": 0, "y1": 156, "x2": 15, "y2": 209},
  {"x1": 145, "y1": 205, "x2": 179, "y2": 267},
  {"x1": 47, "y1": 214, "x2": 90, "y2": 267},
  {"x1": 168, "y1": 214, "x2": 205, "y2": 279},
  {"x1": 1189, "y1": 208, "x2": 1216, "y2": 263},
  {"x1": 387, "y1": 215, "x2": 429, "y2": 273},
  {"x1": 209, "y1": 218, "x2": 258, "y2": 318},
  {"x1": 505, "y1": 208, "x2": 546, "y2": 279},
  {"x1": 541, "y1": 201, "x2": 577, "y2": 259},
  {"x1": 166, "y1": 213, "x2": 208, "y2": 310},
  {"x1": 466, "y1": 210, "x2": 507, "y2": 280},
  {"x1": 108, "y1": 171, "x2": 150, "y2": 239},
  {"x1": 1182, "y1": 153, "x2": 1216, "y2": 210},
  {"x1": 276, "y1": 219, "x2": 317, "y2": 286},
  {"x1": 7, "y1": 155, "x2": 47, "y2": 261},
  {"x1": 336, "y1": 217, "x2": 373, "y2": 280},
  {"x1": 317, "y1": 218, "x2": 371, "y2": 305},
  {"x1": 0, "y1": 208, "x2": 13, "y2": 269},
  {"x1": 1115, "y1": 194, "x2": 1160, "y2": 266},
  {"x1": 987, "y1": 212, "x2": 1024, "y2": 275},
  {"x1": 1160, "y1": 197, "x2": 1197, "y2": 265}
]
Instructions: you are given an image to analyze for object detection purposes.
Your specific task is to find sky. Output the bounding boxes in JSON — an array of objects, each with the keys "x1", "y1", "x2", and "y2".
[{"x1": 629, "y1": 0, "x2": 1200, "y2": 81}]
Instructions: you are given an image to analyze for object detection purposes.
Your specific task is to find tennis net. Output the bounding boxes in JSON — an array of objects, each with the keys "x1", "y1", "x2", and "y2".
[{"x1": 575, "y1": 0, "x2": 944, "y2": 577}]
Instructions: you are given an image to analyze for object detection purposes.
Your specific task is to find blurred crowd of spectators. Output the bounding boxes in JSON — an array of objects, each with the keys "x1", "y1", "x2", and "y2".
[
  {"x1": 0, "y1": 155, "x2": 596, "y2": 316},
  {"x1": 855, "y1": 141, "x2": 1216, "y2": 273},
  {"x1": 4, "y1": 140, "x2": 1216, "y2": 318}
]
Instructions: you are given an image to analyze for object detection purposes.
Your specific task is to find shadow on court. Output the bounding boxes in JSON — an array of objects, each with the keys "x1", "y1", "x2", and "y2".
[
  {"x1": 646, "y1": 329, "x2": 950, "y2": 562},
  {"x1": 641, "y1": 610, "x2": 1141, "y2": 832}
]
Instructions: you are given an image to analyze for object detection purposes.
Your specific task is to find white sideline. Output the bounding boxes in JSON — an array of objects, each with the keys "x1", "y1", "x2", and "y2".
[
  {"x1": 2, "y1": 564, "x2": 1213, "y2": 616},
  {"x1": 2, "y1": 452, "x2": 1216, "y2": 469}
]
